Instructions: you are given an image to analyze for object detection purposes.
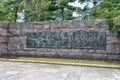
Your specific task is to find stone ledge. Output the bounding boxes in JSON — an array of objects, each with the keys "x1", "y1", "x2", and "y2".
[{"x1": 0, "y1": 58, "x2": 119, "y2": 69}]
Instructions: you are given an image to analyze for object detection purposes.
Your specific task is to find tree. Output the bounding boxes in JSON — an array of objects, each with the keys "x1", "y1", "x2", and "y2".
[
  {"x1": 113, "y1": 15, "x2": 120, "y2": 37},
  {"x1": 0, "y1": 0, "x2": 15, "y2": 22},
  {"x1": 0, "y1": 0, "x2": 83, "y2": 22},
  {"x1": 56, "y1": 0, "x2": 75, "y2": 20},
  {"x1": 86, "y1": 0, "x2": 120, "y2": 37},
  {"x1": 44, "y1": 0, "x2": 76, "y2": 21},
  {"x1": 0, "y1": 0, "x2": 50, "y2": 22},
  {"x1": 0, "y1": 0, "x2": 26, "y2": 22},
  {"x1": 0, "y1": 0, "x2": 6, "y2": 21},
  {"x1": 20, "y1": 0, "x2": 50, "y2": 21}
]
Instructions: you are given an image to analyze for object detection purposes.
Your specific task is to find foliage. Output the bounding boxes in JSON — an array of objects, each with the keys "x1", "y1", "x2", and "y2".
[
  {"x1": 23, "y1": 0, "x2": 50, "y2": 21},
  {"x1": 0, "y1": 0, "x2": 76, "y2": 22},
  {"x1": 0, "y1": 0, "x2": 15, "y2": 22},
  {"x1": 113, "y1": 15, "x2": 120, "y2": 38},
  {"x1": 48, "y1": 0, "x2": 76, "y2": 21},
  {"x1": 86, "y1": 0, "x2": 120, "y2": 38},
  {"x1": 0, "y1": 0, "x2": 51, "y2": 22}
]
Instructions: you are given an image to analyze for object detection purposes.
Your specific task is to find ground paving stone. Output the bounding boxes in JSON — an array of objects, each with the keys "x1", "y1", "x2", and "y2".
[{"x1": 0, "y1": 61, "x2": 119, "y2": 80}]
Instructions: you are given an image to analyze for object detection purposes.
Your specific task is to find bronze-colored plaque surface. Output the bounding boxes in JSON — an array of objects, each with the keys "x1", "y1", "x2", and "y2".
[{"x1": 26, "y1": 31, "x2": 106, "y2": 49}]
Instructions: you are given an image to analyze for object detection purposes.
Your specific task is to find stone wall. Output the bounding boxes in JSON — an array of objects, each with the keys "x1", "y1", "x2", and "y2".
[
  {"x1": 0, "y1": 22, "x2": 8, "y2": 55},
  {"x1": 0, "y1": 19, "x2": 120, "y2": 60}
]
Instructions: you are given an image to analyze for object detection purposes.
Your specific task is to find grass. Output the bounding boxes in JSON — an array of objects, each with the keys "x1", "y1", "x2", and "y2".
[{"x1": 0, "y1": 55, "x2": 120, "y2": 66}]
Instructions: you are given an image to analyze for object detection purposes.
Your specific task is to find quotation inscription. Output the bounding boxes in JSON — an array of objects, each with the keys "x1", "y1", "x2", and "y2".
[{"x1": 26, "y1": 31, "x2": 106, "y2": 49}]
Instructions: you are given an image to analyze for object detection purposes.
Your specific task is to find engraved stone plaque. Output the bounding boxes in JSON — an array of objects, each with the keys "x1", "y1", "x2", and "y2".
[{"x1": 26, "y1": 31, "x2": 106, "y2": 49}]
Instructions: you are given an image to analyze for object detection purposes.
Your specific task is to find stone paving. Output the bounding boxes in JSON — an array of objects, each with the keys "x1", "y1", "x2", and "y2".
[{"x1": 0, "y1": 61, "x2": 120, "y2": 80}]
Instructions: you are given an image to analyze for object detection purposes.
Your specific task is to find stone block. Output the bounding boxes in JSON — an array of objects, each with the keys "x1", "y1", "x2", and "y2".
[
  {"x1": 100, "y1": 24, "x2": 109, "y2": 29},
  {"x1": 35, "y1": 52, "x2": 48, "y2": 57},
  {"x1": 7, "y1": 51, "x2": 19, "y2": 55},
  {"x1": 106, "y1": 43, "x2": 118, "y2": 54},
  {"x1": 0, "y1": 28, "x2": 7, "y2": 36},
  {"x1": 107, "y1": 31, "x2": 117, "y2": 37},
  {"x1": 63, "y1": 20, "x2": 73, "y2": 29},
  {"x1": 107, "y1": 55, "x2": 120, "y2": 60},
  {"x1": 91, "y1": 53, "x2": 107, "y2": 60},
  {"x1": 8, "y1": 29, "x2": 20, "y2": 36},
  {"x1": 88, "y1": 50, "x2": 96, "y2": 54},
  {"x1": 35, "y1": 26, "x2": 47, "y2": 31},
  {"x1": 54, "y1": 21, "x2": 64, "y2": 28},
  {"x1": 9, "y1": 23, "x2": 21, "y2": 29},
  {"x1": 65, "y1": 51, "x2": 92, "y2": 59},
  {"x1": 95, "y1": 19, "x2": 108, "y2": 28},
  {"x1": 8, "y1": 43, "x2": 20, "y2": 51},
  {"x1": 0, "y1": 50, "x2": 7, "y2": 54},
  {"x1": 116, "y1": 43, "x2": 120, "y2": 54},
  {"x1": 95, "y1": 28, "x2": 106, "y2": 32},
  {"x1": 95, "y1": 50, "x2": 106, "y2": 54},
  {"x1": 85, "y1": 19, "x2": 96, "y2": 28},
  {"x1": 0, "y1": 22, "x2": 8, "y2": 29},
  {"x1": 60, "y1": 53, "x2": 73, "y2": 58},
  {"x1": 79, "y1": 49, "x2": 89, "y2": 54},
  {"x1": 107, "y1": 37, "x2": 118, "y2": 44},
  {"x1": 78, "y1": 53, "x2": 92, "y2": 59},
  {"x1": 21, "y1": 22, "x2": 35, "y2": 30},
  {"x1": 33, "y1": 21, "x2": 51, "y2": 31},
  {"x1": 69, "y1": 49, "x2": 81, "y2": 53},
  {"x1": 20, "y1": 29, "x2": 38, "y2": 36},
  {"x1": 43, "y1": 23, "x2": 50, "y2": 29},
  {"x1": 8, "y1": 36, "x2": 25, "y2": 44},
  {"x1": 36, "y1": 48, "x2": 52, "y2": 52},
  {"x1": 0, "y1": 44, "x2": 7, "y2": 54},
  {"x1": 0, "y1": 44, "x2": 7, "y2": 50},
  {"x1": 19, "y1": 51, "x2": 36, "y2": 56},
  {"x1": 0, "y1": 36, "x2": 7, "y2": 43},
  {"x1": 0, "y1": 50, "x2": 1, "y2": 53},
  {"x1": 72, "y1": 20, "x2": 86, "y2": 29}
]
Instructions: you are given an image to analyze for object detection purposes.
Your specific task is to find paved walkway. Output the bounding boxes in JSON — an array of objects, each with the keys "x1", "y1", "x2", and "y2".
[{"x1": 0, "y1": 61, "x2": 120, "y2": 80}]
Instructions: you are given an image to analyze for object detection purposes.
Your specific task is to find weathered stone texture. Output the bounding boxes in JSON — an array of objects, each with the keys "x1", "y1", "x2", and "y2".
[
  {"x1": 0, "y1": 20, "x2": 120, "y2": 60},
  {"x1": 0, "y1": 22, "x2": 8, "y2": 55}
]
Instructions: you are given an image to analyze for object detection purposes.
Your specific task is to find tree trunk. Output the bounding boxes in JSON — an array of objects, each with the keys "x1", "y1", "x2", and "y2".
[
  {"x1": 62, "y1": 8, "x2": 64, "y2": 20},
  {"x1": 14, "y1": 7, "x2": 18, "y2": 22}
]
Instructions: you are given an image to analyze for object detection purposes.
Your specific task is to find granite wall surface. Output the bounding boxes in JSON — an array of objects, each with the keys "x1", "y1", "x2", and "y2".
[
  {"x1": 0, "y1": 22, "x2": 8, "y2": 55},
  {"x1": 0, "y1": 19, "x2": 120, "y2": 60}
]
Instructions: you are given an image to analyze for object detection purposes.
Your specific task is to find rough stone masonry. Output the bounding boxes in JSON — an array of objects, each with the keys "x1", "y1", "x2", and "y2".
[{"x1": 0, "y1": 19, "x2": 120, "y2": 60}]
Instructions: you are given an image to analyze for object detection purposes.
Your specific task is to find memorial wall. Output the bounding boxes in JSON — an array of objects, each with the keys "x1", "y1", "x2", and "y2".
[
  {"x1": 26, "y1": 31, "x2": 106, "y2": 49},
  {"x1": 0, "y1": 19, "x2": 120, "y2": 60}
]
